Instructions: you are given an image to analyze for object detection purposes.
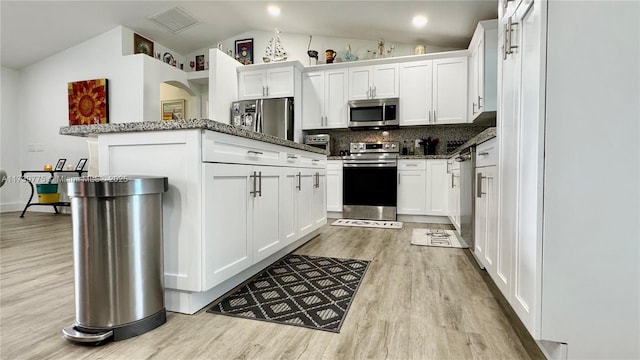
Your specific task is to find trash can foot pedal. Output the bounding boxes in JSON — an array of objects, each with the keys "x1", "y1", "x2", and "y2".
[{"x1": 62, "y1": 326, "x2": 113, "y2": 344}]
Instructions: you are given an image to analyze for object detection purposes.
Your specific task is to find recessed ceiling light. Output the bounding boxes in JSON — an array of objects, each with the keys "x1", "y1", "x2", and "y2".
[
  {"x1": 268, "y1": 5, "x2": 281, "y2": 17},
  {"x1": 412, "y1": 15, "x2": 428, "y2": 28}
]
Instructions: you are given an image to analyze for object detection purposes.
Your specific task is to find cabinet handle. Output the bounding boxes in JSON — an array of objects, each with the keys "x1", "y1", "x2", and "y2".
[
  {"x1": 266, "y1": 86, "x2": 269, "y2": 97},
  {"x1": 258, "y1": 171, "x2": 262, "y2": 197},
  {"x1": 372, "y1": 86, "x2": 376, "y2": 98},
  {"x1": 477, "y1": 172, "x2": 483, "y2": 198},
  {"x1": 451, "y1": 174, "x2": 456, "y2": 188},
  {"x1": 312, "y1": 159, "x2": 320, "y2": 163},
  {"x1": 247, "y1": 150, "x2": 263, "y2": 156},
  {"x1": 287, "y1": 154, "x2": 298, "y2": 159},
  {"x1": 315, "y1": 172, "x2": 320, "y2": 188},
  {"x1": 478, "y1": 96, "x2": 483, "y2": 109},
  {"x1": 478, "y1": 152, "x2": 489, "y2": 157},
  {"x1": 296, "y1": 172, "x2": 301, "y2": 190},
  {"x1": 262, "y1": 86, "x2": 266, "y2": 97},
  {"x1": 250, "y1": 171, "x2": 257, "y2": 197},
  {"x1": 506, "y1": 17, "x2": 519, "y2": 57},
  {"x1": 398, "y1": 173, "x2": 400, "y2": 185},
  {"x1": 472, "y1": 102, "x2": 477, "y2": 114},
  {"x1": 433, "y1": 110, "x2": 436, "y2": 123},
  {"x1": 504, "y1": 0, "x2": 513, "y2": 9}
]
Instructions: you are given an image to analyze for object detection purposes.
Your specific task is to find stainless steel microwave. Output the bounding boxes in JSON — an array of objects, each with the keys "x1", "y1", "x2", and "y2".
[{"x1": 348, "y1": 98, "x2": 399, "y2": 129}]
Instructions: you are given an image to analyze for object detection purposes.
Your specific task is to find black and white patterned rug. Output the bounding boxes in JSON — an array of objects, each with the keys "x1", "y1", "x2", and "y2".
[{"x1": 207, "y1": 254, "x2": 370, "y2": 333}]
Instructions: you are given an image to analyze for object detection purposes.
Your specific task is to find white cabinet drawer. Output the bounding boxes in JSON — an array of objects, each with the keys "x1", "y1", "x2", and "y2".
[
  {"x1": 299, "y1": 154, "x2": 327, "y2": 168},
  {"x1": 476, "y1": 138, "x2": 497, "y2": 167},
  {"x1": 281, "y1": 151, "x2": 301, "y2": 167},
  {"x1": 398, "y1": 159, "x2": 426, "y2": 171},
  {"x1": 202, "y1": 132, "x2": 281, "y2": 166}
]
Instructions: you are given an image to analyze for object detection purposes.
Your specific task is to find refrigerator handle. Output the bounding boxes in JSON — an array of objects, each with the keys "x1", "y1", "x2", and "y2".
[{"x1": 256, "y1": 100, "x2": 263, "y2": 133}]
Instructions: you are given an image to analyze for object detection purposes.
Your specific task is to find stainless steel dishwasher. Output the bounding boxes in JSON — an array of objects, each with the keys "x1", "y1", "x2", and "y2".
[{"x1": 455, "y1": 147, "x2": 476, "y2": 256}]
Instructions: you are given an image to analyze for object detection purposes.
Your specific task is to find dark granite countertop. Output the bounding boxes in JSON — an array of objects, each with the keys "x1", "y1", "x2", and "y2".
[
  {"x1": 59, "y1": 119, "x2": 327, "y2": 155},
  {"x1": 447, "y1": 127, "x2": 496, "y2": 156}
]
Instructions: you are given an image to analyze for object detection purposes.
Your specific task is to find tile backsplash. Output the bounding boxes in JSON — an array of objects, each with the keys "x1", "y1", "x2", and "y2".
[{"x1": 306, "y1": 125, "x2": 490, "y2": 156}]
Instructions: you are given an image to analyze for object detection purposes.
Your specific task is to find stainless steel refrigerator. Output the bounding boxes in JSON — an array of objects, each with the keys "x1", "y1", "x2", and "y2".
[{"x1": 230, "y1": 97, "x2": 294, "y2": 141}]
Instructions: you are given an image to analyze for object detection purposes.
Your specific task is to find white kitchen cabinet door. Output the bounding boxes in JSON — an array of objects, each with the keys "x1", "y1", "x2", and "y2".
[
  {"x1": 281, "y1": 168, "x2": 299, "y2": 245},
  {"x1": 252, "y1": 166, "x2": 283, "y2": 263},
  {"x1": 238, "y1": 70, "x2": 265, "y2": 100},
  {"x1": 348, "y1": 66, "x2": 373, "y2": 100},
  {"x1": 312, "y1": 170, "x2": 327, "y2": 228},
  {"x1": 238, "y1": 67, "x2": 294, "y2": 100},
  {"x1": 302, "y1": 72, "x2": 325, "y2": 129},
  {"x1": 324, "y1": 69, "x2": 349, "y2": 128},
  {"x1": 326, "y1": 166, "x2": 343, "y2": 212},
  {"x1": 373, "y1": 63, "x2": 399, "y2": 98},
  {"x1": 265, "y1": 67, "x2": 294, "y2": 98},
  {"x1": 296, "y1": 169, "x2": 315, "y2": 237},
  {"x1": 426, "y1": 160, "x2": 448, "y2": 216},
  {"x1": 202, "y1": 163, "x2": 252, "y2": 290},
  {"x1": 433, "y1": 57, "x2": 468, "y2": 124},
  {"x1": 397, "y1": 170, "x2": 427, "y2": 215},
  {"x1": 469, "y1": 42, "x2": 481, "y2": 120},
  {"x1": 400, "y1": 60, "x2": 433, "y2": 126},
  {"x1": 469, "y1": 20, "x2": 498, "y2": 122}
]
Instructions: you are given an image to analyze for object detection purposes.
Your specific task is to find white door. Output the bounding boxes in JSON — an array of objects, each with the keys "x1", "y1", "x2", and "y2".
[
  {"x1": 433, "y1": 57, "x2": 468, "y2": 124},
  {"x1": 425, "y1": 160, "x2": 448, "y2": 216},
  {"x1": 397, "y1": 170, "x2": 427, "y2": 215},
  {"x1": 202, "y1": 163, "x2": 252, "y2": 290},
  {"x1": 326, "y1": 168, "x2": 343, "y2": 212},
  {"x1": 349, "y1": 66, "x2": 373, "y2": 100},
  {"x1": 302, "y1": 71, "x2": 325, "y2": 130},
  {"x1": 312, "y1": 170, "x2": 327, "y2": 228},
  {"x1": 252, "y1": 166, "x2": 283, "y2": 263},
  {"x1": 296, "y1": 169, "x2": 315, "y2": 237},
  {"x1": 265, "y1": 67, "x2": 294, "y2": 98},
  {"x1": 325, "y1": 69, "x2": 349, "y2": 128},
  {"x1": 400, "y1": 60, "x2": 432, "y2": 126},
  {"x1": 280, "y1": 168, "x2": 298, "y2": 245},
  {"x1": 239, "y1": 70, "x2": 265, "y2": 100},
  {"x1": 373, "y1": 64, "x2": 399, "y2": 98}
]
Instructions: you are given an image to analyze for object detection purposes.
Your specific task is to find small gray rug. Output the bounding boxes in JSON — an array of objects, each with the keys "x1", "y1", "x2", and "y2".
[{"x1": 411, "y1": 228, "x2": 467, "y2": 248}]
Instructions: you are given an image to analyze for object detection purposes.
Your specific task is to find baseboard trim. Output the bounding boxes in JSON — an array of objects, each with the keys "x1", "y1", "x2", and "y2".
[{"x1": 0, "y1": 203, "x2": 23, "y2": 213}]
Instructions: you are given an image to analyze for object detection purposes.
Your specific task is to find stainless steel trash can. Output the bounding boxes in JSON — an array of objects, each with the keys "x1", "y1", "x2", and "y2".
[{"x1": 62, "y1": 175, "x2": 169, "y2": 344}]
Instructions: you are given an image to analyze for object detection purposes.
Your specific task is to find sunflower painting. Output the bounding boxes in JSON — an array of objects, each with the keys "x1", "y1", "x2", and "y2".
[{"x1": 68, "y1": 78, "x2": 108, "y2": 125}]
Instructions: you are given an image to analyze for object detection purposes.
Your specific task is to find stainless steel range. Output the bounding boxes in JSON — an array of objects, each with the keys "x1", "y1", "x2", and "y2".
[{"x1": 342, "y1": 141, "x2": 399, "y2": 221}]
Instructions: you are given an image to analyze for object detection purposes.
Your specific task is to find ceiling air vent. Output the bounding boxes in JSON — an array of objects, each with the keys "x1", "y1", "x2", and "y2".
[{"x1": 148, "y1": 6, "x2": 199, "y2": 34}]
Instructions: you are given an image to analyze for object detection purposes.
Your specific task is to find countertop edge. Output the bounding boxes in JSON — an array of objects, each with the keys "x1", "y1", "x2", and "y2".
[{"x1": 59, "y1": 119, "x2": 328, "y2": 155}]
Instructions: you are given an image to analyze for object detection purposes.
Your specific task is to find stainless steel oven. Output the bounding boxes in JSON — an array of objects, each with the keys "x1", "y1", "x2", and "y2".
[
  {"x1": 342, "y1": 142, "x2": 399, "y2": 220},
  {"x1": 304, "y1": 134, "x2": 330, "y2": 153}
]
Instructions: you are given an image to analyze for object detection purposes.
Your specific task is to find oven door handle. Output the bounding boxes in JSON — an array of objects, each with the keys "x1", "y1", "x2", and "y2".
[{"x1": 343, "y1": 162, "x2": 397, "y2": 168}]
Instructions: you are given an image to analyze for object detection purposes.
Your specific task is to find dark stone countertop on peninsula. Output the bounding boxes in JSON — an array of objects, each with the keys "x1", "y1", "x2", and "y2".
[
  {"x1": 447, "y1": 127, "x2": 496, "y2": 156},
  {"x1": 59, "y1": 119, "x2": 328, "y2": 155}
]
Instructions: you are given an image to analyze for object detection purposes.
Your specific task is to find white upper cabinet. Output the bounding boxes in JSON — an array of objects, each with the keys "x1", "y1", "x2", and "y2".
[
  {"x1": 302, "y1": 69, "x2": 348, "y2": 130},
  {"x1": 399, "y1": 60, "x2": 433, "y2": 126},
  {"x1": 399, "y1": 56, "x2": 468, "y2": 125},
  {"x1": 348, "y1": 64, "x2": 399, "y2": 100},
  {"x1": 468, "y1": 20, "x2": 498, "y2": 122},
  {"x1": 238, "y1": 66, "x2": 294, "y2": 100},
  {"x1": 433, "y1": 57, "x2": 468, "y2": 124}
]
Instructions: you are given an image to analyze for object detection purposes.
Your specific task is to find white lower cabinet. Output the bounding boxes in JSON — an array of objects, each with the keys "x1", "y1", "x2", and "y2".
[
  {"x1": 397, "y1": 159, "x2": 448, "y2": 216},
  {"x1": 202, "y1": 163, "x2": 254, "y2": 290},
  {"x1": 326, "y1": 160, "x2": 343, "y2": 212},
  {"x1": 447, "y1": 158, "x2": 461, "y2": 232},
  {"x1": 282, "y1": 167, "x2": 326, "y2": 241}
]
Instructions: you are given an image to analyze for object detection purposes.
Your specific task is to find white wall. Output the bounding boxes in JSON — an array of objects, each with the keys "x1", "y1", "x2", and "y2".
[
  {"x1": 160, "y1": 83, "x2": 199, "y2": 120},
  {"x1": 184, "y1": 30, "x2": 461, "y2": 69},
  {"x1": 0, "y1": 67, "x2": 23, "y2": 212}
]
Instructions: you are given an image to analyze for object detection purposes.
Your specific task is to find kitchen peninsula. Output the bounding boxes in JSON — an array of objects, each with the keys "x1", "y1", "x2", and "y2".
[{"x1": 60, "y1": 119, "x2": 328, "y2": 314}]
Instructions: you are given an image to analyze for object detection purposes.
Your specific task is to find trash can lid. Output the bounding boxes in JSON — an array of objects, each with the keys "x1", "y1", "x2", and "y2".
[{"x1": 67, "y1": 175, "x2": 168, "y2": 197}]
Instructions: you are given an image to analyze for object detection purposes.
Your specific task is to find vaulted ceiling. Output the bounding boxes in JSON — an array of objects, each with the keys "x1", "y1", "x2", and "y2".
[{"x1": 1, "y1": 1, "x2": 498, "y2": 70}]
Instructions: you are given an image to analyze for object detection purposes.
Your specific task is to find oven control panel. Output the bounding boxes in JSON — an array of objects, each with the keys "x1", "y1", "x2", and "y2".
[{"x1": 350, "y1": 141, "x2": 400, "y2": 154}]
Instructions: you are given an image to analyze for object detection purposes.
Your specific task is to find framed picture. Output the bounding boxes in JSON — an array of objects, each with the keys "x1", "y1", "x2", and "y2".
[
  {"x1": 68, "y1": 78, "x2": 108, "y2": 125},
  {"x1": 133, "y1": 33, "x2": 154, "y2": 57},
  {"x1": 55, "y1": 159, "x2": 67, "y2": 171},
  {"x1": 161, "y1": 99, "x2": 185, "y2": 121},
  {"x1": 235, "y1": 38, "x2": 254, "y2": 65},
  {"x1": 195, "y1": 55, "x2": 205, "y2": 71},
  {"x1": 75, "y1": 158, "x2": 87, "y2": 171}
]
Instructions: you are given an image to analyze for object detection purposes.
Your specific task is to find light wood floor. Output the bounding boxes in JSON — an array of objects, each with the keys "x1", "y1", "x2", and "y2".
[{"x1": 0, "y1": 212, "x2": 543, "y2": 359}]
